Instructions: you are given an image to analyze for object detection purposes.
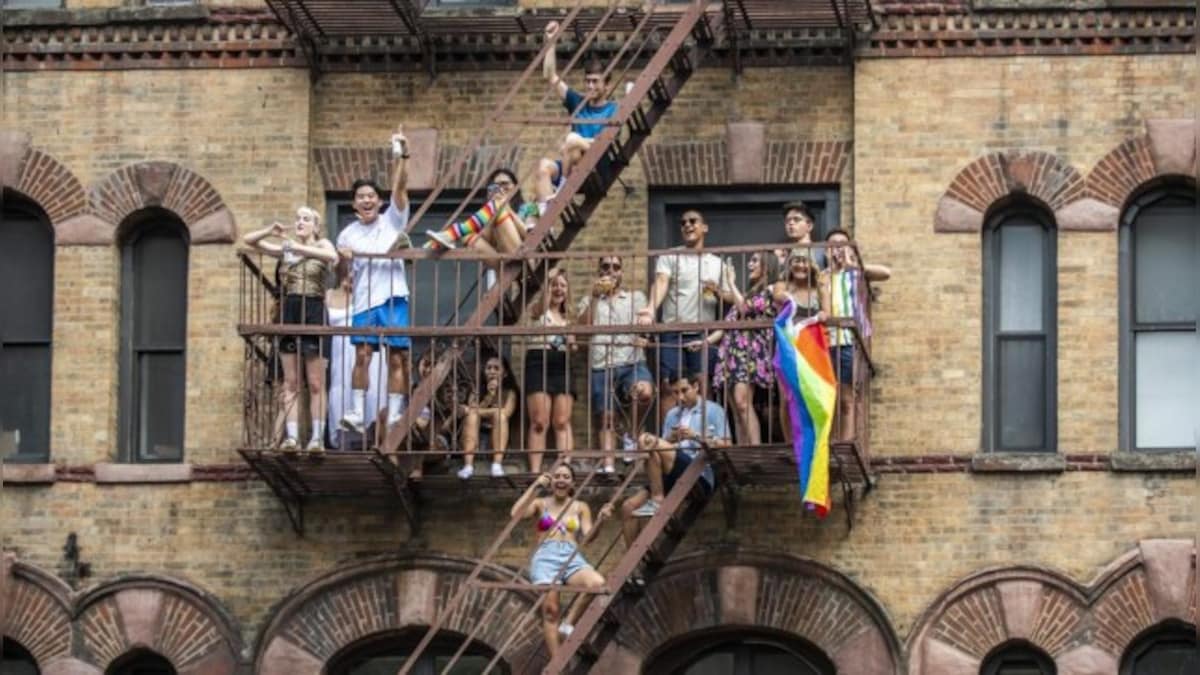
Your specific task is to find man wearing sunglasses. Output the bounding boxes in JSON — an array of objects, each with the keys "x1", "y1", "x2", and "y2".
[
  {"x1": 577, "y1": 256, "x2": 655, "y2": 472},
  {"x1": 637, "y1": 210, "x2": 736, "y2": 413}
]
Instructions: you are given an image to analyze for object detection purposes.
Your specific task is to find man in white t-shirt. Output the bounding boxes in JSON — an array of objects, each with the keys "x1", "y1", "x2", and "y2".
[
  {"x1": 336, "y1": 126, "x2": 414, "y2": 433},
  {"x1": 636, "y1": 209, "x2": 736, "y2": 412}
]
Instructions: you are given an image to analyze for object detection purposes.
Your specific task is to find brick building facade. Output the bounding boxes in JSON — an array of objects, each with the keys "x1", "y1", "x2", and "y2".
[{"x1": 1, "y1": 1, "x2": 1195, "y2": 674}]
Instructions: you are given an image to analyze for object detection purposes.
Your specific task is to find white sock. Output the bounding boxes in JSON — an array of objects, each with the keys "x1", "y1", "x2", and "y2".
[
  {"x1": 537, "y1": 199, "x2": 549, "y2": 215},
  {"x1": 285, "y1": 421, "x2": 299, "y2": 440},
  {"x1": 310, "y1": 420, "x2": 324, "y2": 442},
  {"x1": 388, "y1": 393, "x2": 408, "y2": 420},
  {"x1": 351, "y1": 389, "x2": 365, "y2": 416}
]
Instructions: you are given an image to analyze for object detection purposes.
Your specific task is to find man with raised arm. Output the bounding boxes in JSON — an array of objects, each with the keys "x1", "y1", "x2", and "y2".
[{"x1": 337, "y1": 125, "x2": 415, "y2": 435}]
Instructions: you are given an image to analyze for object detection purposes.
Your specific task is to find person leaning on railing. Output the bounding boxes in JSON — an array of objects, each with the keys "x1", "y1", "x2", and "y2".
[
  {"x1": 456, "y1": 354, "x2": 519, "y2": 480},
  {"x1": 524, "y1": 268, "x2": 578, "y2": 475},
  {"x1": 818, "y1": 228, "x2": 891, "y2": 442},
  {"x1": 241, "y1": 207, "x2": 338, "y2": 453},
  {"x1": 773, "y1": 251, "x2": 826, "y2": 445}
]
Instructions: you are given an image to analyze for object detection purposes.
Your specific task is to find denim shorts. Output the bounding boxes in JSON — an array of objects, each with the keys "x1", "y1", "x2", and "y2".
[
  {"x1": 350, "y1": 296, "x2": 411, "y2": 349},
  {"x1": 655, "y1": 332, "x2": 715, "y2": 382},
  {"x1": 830, "y1": 344, "x2": 854, "y2": 385},
  {"x1": 590, "y1": 363, "x2": 653, "y2": 413},
  {"x1": 530, "y1": 540, "x2": 591, "y2": 585}
]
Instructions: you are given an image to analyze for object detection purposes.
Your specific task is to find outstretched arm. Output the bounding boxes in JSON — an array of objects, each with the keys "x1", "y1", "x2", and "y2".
[
  {"x1": 543, "y1": 21, "x2": 569, "y2": 99},
  {"x1": 390, "y1": 125, "x2": 409, "y2": 211},
  {"x1": 512, "y1": 474, "x2": 549, "y2": 519},
  {"x1": 241, "y1": 222, "x2": 286, "y2": 257}
]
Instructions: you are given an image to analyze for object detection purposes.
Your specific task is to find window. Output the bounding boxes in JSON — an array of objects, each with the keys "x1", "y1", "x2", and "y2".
[
  {"x1": 119, "y1": 211, "x2": 188, "y2": 462},
  {"x1": 647, "y1": 631, "x2": 835, "y2": 675},
  {"x1": 327, "y1": 192, "x2": 492, "y2": 328},
  {"x1": 106, "y1": 650, "x2": 176, "y2": 675},
  {"x1": 326, "y1": 630, "x2": 507, "y2": 675},
  {"x1": 648, "y1": 187, "x2": 841, "y2": 252},
  {"x1": 981, "y1": 641, "x2": 1056, "y2": 675},
  {"x1": 982, "y1": 205, "x2": 1057, "y2": 452},
  {"x1": 2, "y1": 638, "x2": 40, "y2": 675},
  {"x1": 1120, "y1": 621, "x2": 1197, "y2": 675},
  {"x1": 0, "y1": 191, "x2": 54, "y2": 463},
  {"x1": 1121, "y1": 185, "x2": 1197, "y2": 450},
  {"x1": 2, "y1": 1, "x2": 63, "y2": 9}
]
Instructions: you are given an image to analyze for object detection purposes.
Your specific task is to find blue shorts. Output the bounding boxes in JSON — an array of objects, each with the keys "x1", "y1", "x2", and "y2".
[
  {"x1": 530, "y1": 540, "x2": 591, "y2": 585},
  {"x1": 830, "y1": 344, "x2": 854, "y2": 385},
  {"x1": 655, "y1": 332, "x2": 715, "y2": 383},
  {"x1": 350, "y1": 297, "x2": 411, "y2": 349},
  {"x1": 590, "y1": 363, "x2": 653, "y2": 413}
]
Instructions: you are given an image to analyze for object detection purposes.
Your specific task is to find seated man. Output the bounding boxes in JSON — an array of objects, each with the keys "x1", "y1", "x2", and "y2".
[{"x1": 619, "y1": 372, "x2": 729, "y2": 534}]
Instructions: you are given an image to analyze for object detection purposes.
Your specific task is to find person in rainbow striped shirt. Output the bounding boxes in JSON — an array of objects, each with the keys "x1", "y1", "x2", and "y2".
[{"x1": 818, "y1": 229, "x2": 891, "y2": 441}]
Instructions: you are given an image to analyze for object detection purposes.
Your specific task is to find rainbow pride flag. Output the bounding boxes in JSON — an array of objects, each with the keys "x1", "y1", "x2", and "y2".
[{"x1": 773, "y1": 301, "x2": 837, "y2": 517}]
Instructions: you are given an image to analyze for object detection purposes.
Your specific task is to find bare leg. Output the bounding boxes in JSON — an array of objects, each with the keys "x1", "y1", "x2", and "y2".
[
  {"x1": 527, "y1": 392, "x2": 551, "y2": 473},
  {"x1": 778, "y1": 383, "x2": 793, "y2": 445},
  {"x1": 304, "y1": 355, "x2": 328, "y2": 448},
  {"x1": 461, "y1": 409, "x2": 481, "y2": 470},
  {"x1": 732, "y1": 382, "x2": 761, "y2": 446},
  {"x1": 551, "y1": 393, "x2": 574, "y2": 461},
  {"x1": 534, "y1": 158, "x2": 559, "y2": 205},
  {"x1": 620, "y1": 491, "x2": 649, "y2": 547},
  {"x1": 351, "y1": 343, "x2": 374, "y2": 391},
  {"x1": 386, "y1": 347, "x2": 410, "y2": 396},
  {"x1": 490, "y1": 411, "x2": 508, "y2": 465},
  {"x1": 280, "y1": 352, "x2": 301, "y2": 445},
  {"x1": 598, "y1": 410, "x2": 617, "y2": 471},
  {"x1": 563, "y1": 566, "x2": 606, "y2": 627},
  {"x1": 542, "y1": 590, "x2": 561, "y2": 658},
  {"x1": 637, "y1": 434, "x2": 676, "y2": 502}
]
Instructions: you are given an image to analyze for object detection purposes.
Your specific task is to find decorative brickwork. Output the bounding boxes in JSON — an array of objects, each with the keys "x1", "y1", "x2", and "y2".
[
  {"x1": 595, "y1": 550, "x2": 902, "y2": 675},
  {"x1": 765, "y1": 140, "x2": 852, "y2": 185},
  {"x1": 641, "y1": 138, "x2": 851, "y2": 187},
  {"x1": 2, "y1": 561, "x2": 73, "y2": 667},
  {"x1": 1085, "y1": 137, "x2": 1157, "y2": 208},
  {"x1": 908, "y1": 540, "x2": 1196, "y2": 673},
  {"x1": 255, "y1": 555, "x2": 543, "y2": 675},
  {"x1": 0, "y1": 130, "x2": 94, "y2": 243},
  {"x1": 641, "y1": 141, "x2": 728, "y2": 185},
  {"x1": 89, "y1": 161, "x2": 236, "y2": 244},
  {"x1": 935, "y1": 150, "x2": 1084, "y2": 233}
]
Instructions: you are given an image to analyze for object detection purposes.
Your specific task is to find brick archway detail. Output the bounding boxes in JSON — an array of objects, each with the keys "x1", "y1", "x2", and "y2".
[
  {"x1": 592, "y1": 549, "x2": 902, "y2": 675},
  {"x1": 0, "y1": 130, "x2": 101, "y2": 245},
  {"x1": 254, "y1": 554, "x2": 544, "y2": 675},
  {"x1": 73, "y1": 575, "x2": 243, "y2": 675},
  {"x1": 2, "y1": 558, "x2": 73, "y2": 669},
  {"x1": 89, "y1": 161, "x2": 236, "y2": 244},
  {"x1": 907, "y1": 539, "x2": 1196, "y2": 674},
  {"x1": 934, "y1": 150, "x2": 1084, "y2": 233}
]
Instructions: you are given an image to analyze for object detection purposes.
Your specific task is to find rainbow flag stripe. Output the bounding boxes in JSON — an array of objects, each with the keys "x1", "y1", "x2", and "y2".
[{"x1": 773, "y1": 301, "x2": 837, "y2": 516}]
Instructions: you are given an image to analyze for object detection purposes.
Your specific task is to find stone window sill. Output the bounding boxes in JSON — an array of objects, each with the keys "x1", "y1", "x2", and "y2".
[
  {"x1": 1110, "y1": 451, "x2": 1195, "y2": 473},
  {"x1": 94, "y1": 463, "x2": 193, "y2": 484},
  {"x1": 970, "y1": 453, "x2": 1066, "y2": 473},
  {"x1": 0, "y1": 463, "x2": 57, "y2": 484}
]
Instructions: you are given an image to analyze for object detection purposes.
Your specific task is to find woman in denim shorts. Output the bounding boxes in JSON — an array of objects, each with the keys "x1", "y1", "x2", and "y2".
[{"x1": 511, "y1": 463, "x2": 609, "y2": 658}]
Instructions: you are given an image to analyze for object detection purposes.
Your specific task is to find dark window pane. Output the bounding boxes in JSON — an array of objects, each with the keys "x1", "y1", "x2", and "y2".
[
  {"x1": 997, "y1": 223, "x2": 1045, "y2": 333},
  {"x1": 2, "y1": 638, "x2": 41, "y2": 675},
  {"x1": 997, "y1": 338, "x2": 1046, "y2": 450},
  {"x1": 0, "y1": 344, "x2": 52, "y2": 461},
  {"x1": 1134, "y1": 332, "x2": 1197, "y2": 449},
  {"x1": 682, "y1": 650, "x2": 736, "y2": 675},
  {"x1": 1134, "y1": 200, "x2": 1196, "y2": 325},
  {"x1": 0, "y1": 208, "x2": 54, "y2": 342},
  {"x1": 132, "y1": 229, "x2": 188, "y2": 348},
  {"x1": 106, "y1": 650, "x2": 176, "y2": 675},
  {"x1": 135, "y1": 352, "x2": 185, "y2": 461},
  {"x1": 660, "y1": 202, "x2": 794, "y2": 249}
]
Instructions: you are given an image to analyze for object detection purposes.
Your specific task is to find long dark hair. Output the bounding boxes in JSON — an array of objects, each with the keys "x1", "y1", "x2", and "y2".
[
  {"x1": 486, "y1": 167, "x2": 524, "y2": 211},
  {"x1": 750, "y1": 250, "x2": 781, "y2": 294}
]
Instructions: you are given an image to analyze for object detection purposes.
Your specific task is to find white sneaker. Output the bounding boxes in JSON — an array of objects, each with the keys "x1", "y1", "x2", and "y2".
[
  {"x1": 600, "y1": 465, "x2": 615, "y2": 475},
  {"x1": 279, "y1": 437, "x2": 300, "y2": 453},
  {"x1": 631, "y1": 499, "x2": 660, "y2": 518},
  {"x1": 305, "y1": 438, "x2": 324, "y2": 453},
  {"x1": 340, "y1": 410, "x2": 365, "y2": 434},
  {"x1": 387, "y1": 408, "x2": 407, "y2": 428},
  {"x1": 490, "y1": 462, "x2": 505, "y2": 477},
  {"x1": 456, "y1": 465, "x2": 475, "y2": 480},
  {"x1": 622, "y1": 433, "x2": 638, "y2": 464},
  {"x1": 558, "y1": 622, "x2": 574, "y2": 638},
  {"x1": 426, "y1": 229, "x2": 456, "y2": 250}
]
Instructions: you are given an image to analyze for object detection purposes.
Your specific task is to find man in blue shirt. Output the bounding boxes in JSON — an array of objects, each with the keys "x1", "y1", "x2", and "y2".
[
  {"x1": 543, "y1": 21, "x2": 619, "y2": 141},
  {"x1": 610, "y1": 372, "x2": 728, "y2": 534}
]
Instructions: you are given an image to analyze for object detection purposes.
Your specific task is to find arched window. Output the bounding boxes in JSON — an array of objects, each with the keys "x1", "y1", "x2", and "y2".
[
  {"x1": 1120, "y1": 621, "x2": 1197, "y2": 675},
  {"x1": 2, "y1": 637, "x2": 41, "y2": 675},
  {"x1": 646, "y1": 630, "x2": 835, "y2": 675},
  {"x1": 105, "y1": 649, "x2": 176, "y2": 675},
  {"x1": 119, "y1": 211, "x2": 188, "y2": 462},
  {"x1": 983, "y1": 204, "x2": 1057, "y2": 451},
  {"x1": 0, "y1": 191, "x2": 54, "y2": 462},
  {"x1": 981, "y1": 641, "x2": 1056, "y2": 675},
  {"x1": 326, "y1": 629, "x2": 508, "y2": 675},
  {"x1": 1121, "y1": 185, "x2": 1197, "y2": 450}
]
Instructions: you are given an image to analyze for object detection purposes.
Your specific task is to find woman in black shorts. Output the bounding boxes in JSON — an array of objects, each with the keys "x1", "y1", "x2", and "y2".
[
  {"x1": 242, "y1": 207, "x2": 338, "y2": 452},
  {"x1": 525, "y1": 268, "x2": 576, "y2": 473}
]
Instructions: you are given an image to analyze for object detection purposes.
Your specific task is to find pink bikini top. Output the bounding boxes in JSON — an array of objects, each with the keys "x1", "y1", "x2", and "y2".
[{"x1": 537, "y1": 509, "x2": 579, "y2": 535}]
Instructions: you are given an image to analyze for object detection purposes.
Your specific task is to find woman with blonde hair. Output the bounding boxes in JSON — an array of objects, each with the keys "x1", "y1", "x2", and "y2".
[
  {"x1": 525, "y1": 268, "x2": 577, "y2": 473},
  {"x1": 242, "y1": 207, "x2": 338, "y2": 452}
]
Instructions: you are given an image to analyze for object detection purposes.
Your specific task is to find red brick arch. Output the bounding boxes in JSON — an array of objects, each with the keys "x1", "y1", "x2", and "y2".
[
  {"x1": 0, "y1": 130, "x2": 102, "y2": 245},
  {"x1": 88, "y1": 161, "x2": 236, "y2": 244},
  {"x1": 254, "y1": 554, "x2": 545, "y2": 675},
  {"x1": 73, "y1": 575, "x2": 243, "y2": 675},
  {"x1": 2, "y1": 558, "x2": 73, "y2": 670},
  {"x1": 592, "y1": 550, "x2": 903, "y2": 675},
  {"x1": 934, "y1": 150, "x2": 1085, "y2": 233},
  {"x1": 907, "y1": 539, "x2": 1196, "y2": 674}
]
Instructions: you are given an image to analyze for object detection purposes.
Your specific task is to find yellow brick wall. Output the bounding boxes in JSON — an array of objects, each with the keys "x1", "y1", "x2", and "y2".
[{"x1": 855, "y1": 54, "x2": 1195, "y2": 456}]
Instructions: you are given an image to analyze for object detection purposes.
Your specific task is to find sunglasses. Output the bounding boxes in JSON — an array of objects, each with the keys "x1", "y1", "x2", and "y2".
[
  {"x1": 680, "y1": 216, "x2": 701, "y2": 226},
  {"x1": 600, "y1": 262, "x2": 622, "y2": 271}
]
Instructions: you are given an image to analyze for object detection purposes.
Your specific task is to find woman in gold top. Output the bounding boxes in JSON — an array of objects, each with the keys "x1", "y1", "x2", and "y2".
[{"x1": 242, "y1": 207, "x2": 339, "y2": 452}]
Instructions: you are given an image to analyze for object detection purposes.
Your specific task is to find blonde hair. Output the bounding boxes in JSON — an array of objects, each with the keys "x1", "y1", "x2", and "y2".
[{"x1": 297, "y1": 206, "x2": 323, "y2": 229}]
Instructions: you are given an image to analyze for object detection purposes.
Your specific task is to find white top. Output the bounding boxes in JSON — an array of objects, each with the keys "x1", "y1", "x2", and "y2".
[
  {"x1": 577, "y1": 289, "x2": 647, "y2": 369},
  {"x1": 654, "y1": 249, "x2": 735, "y2": 324},
  {"x1": 336, "y1": 197, "x2": 410, "y2": 314}
]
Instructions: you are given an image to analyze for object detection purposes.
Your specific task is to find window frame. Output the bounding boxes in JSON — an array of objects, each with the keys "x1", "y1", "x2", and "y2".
[
  {"x1": 118, "y1": 211, "x2": 189, "y2": 464},
  {"x1": 644, "y1": 628, "x2": 836, "y2": 675},
  {"x1": 980, "y1": 640, "x2": 1057, "y2": 675},
  {"x1": 1118, "y1": 182, "x2": 1197, "y2": 452},
  {"x1": 1119, "y1": 620, "x2": 1198, "y2": 675},
  {"x1": 325, "y1": 628, "x2": 509, "y2": 675},
  {"x1": 981, "y1": 202, "x2": 1058, "y2": 453},
  {"x1": 0, "y1": 190, "x2": 55, "y2": 464}
]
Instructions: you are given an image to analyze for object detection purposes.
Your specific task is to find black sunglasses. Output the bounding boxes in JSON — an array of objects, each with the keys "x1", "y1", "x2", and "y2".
[
  {"x1": 600, "y1": 262, "x2": 622, "y2": 271},
  {"x1": 680, "y1": 216, "x2": 701, "y2": 226}
]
